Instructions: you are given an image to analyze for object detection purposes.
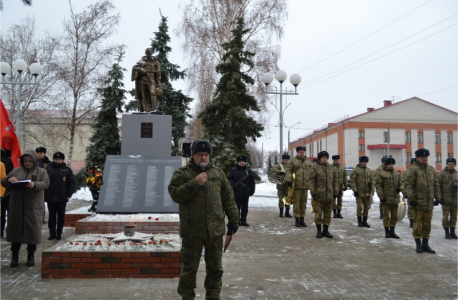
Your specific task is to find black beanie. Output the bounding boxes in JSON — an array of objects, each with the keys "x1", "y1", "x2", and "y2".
[
  {"x1": 385, "y1": 157, "x2": 395, "y2": 165},
  {"x1": 53, "y1": 151, "x2": 65, "y2": 160},
  {"x1": 191, "y1": 139, "x2": 212, "y2": 155},
  {"x1": 296, "y1": 146, "x2": 306, "y2": 152},
  {"x1": 446, "y1": 158, "x2": 456, "y2": 165},
  {"x1": 237, "y1": 155, "x2": 247, "y2": 162},
  {"x1": 359, "y1": 156, "x2": 369, "y2": 163},
  {"x1": 415, "y1": 149, "x2": 430, "y2": 157},
  {"x1": 318, "y1": 151, "x2": 329, "y2": 160},
  {"x1": 282, "y1": 154, "x2": 290, "y2": 160},
  {"x1": 332, "y1": 155, "x2": 340, "y2": 160},
  {"x1": 36, "y1": 147, "x2": 47, "y2": 153}
]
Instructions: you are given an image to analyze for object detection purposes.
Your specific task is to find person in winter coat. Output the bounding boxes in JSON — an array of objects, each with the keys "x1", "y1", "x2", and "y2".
[
  {"x1": 331, "y1": 155, "x2": 348, "y2": 218},
  {"x1": 402, "y1": 158, "x2": 417, "y2": 228},
  {"x1": 375, "y1": 157, "x2": 387, "y2": 219},
  {"x1": 228, "y1": 155, "x2": 256, "y2": 226},
  {"x1": 375, "y1": 157, "x2": 402, "y2": 239},
  {"x1": 168, "y1": 139, "x2": 239, "y2": 300},
  {"x1": 350, "y1": 156, "x2": 374, "y2": 228},
  {"x1": 436, "y1": 157, "x2": 457, "y2": 239},
  {"x1": 270, "y1": 154, "x2": 292, "y2": 218},
  {"x1": 45, "y1": 152, "x2": 76, "y2": 240},
  {"x1": 1, "y1": 150, "x2": 50, "y2": 267}
]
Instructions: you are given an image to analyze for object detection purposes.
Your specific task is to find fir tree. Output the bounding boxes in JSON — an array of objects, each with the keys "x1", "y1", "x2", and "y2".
[
  {"x1": 85, "y1": 49, "x2": 126, "y2": 170},
  {"x1": 199, "y1": 17, "x2": 263, "y2": 173},
  {"x1": 151, "y1": 15, "x2": 193, "y2": 155},
  {"x1": 268, "y1": 157, "x2": 272, "y2": 173}
]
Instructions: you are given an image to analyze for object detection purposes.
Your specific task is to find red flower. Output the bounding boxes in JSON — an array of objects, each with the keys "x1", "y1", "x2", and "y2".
[
  {"x1": 155, "y1": 218, "x2": 159, "y2": 221},
  {"x1": 148, "y1": 216, "x2": 152, "y2": 220},
  {"x1": 76, "y1": 243, "x2": 79, "y2": 246},
  {"x1": 83, "y1": 242, "x2": 87, "y2": 246},
  {"x1": 69, "y1": 242, "x2": 73, "y2": 245},
  {"x1": 108, "y1": 243, "x2": 111, "y2": 246},
  {"x1": 164, "y1": 240, "x2": 168, "y2": 243},
  {"x1": 90, "y1": 243, "x2": 93, "y2": 246}
]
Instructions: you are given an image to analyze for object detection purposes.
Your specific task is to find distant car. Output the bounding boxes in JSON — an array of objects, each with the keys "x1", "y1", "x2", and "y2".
[{"x1": 346, "y1": 168, "x2": 353, "y2": 190}]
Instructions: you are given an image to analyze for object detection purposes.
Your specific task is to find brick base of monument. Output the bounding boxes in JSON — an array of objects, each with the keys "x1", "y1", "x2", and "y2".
[
  {"x1": 64, "y1": 213, "x2": 93, "y2": 227},
  {"x1": 41, "y1": 251, "x2": 182, "y2": 279},
  {"x1": 75, "y1": 219, "x2": 180, "y2": 235}
]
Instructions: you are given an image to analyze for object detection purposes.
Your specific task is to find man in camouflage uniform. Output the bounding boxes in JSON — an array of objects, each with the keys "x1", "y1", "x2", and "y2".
[
  {"x1": 309, "y1": 151, "x2": 338, "y2": 238},
  {"x1": 375, "y1": 157, "x2": 402, "y2": 239},
  {"x1": 436, "y1": 157, "x2": 457, "y2": 239},
  {"x1": 331, "y1": 155, "x2": 348, "y2": 218},
  {"x1": 375, "y1": 157, "x2": 386, "y2": 219},
  {"x1": 402, "y1": 158, "x2": 417, "y2": 228},
  {"x1": 168, "y1": 139, "x2": 239, "y2": 300},
  {"x1": 350, "y1": 156, "x2": 374, "y2": 228},
  {"x1": 404, "y1": 148, "x2": 440, "y2": 254},
  {"x1": 270, "y1": 154, "x2": 292, "y2": 218},
  {"x1": 285, "y1": 146, "x2": 313, "y2": 227}
]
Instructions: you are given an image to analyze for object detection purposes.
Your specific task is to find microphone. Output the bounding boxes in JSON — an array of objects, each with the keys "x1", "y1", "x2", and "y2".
[{"x1": 200, "y1": 162, "x2": 206, "y2": 187}]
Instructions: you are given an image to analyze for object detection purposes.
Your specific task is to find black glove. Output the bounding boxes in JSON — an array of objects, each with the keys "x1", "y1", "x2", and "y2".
[
  {"x1": 453, "y1": 185, "x2": 457, "y2": 191},
  {"x1": 433, "y1": 199, "x2": 440, "y2": 206},
  {"x1": 439, "y1": 199, "x2": 444, "y2": 205},
  {"x1": 410, "y1": 200, "x2": 417, "y2": 207},
  {"x1": 279, "y1": 171, "x2": 285, "y2": 175},
  {"x1": 380, "y1": 198, "x2": 386, "y2": 203},
  {"x1": 333, "y1": 194, "x2": 337, "y2": 199},
  {"x1": 227, "y1": 223, "x2": 239, "y2": 235},
  {"x1": 342, "y1": 186, "x2": 347, "y2": 191},
  {"x1": 312, "y1": 194, "x2": 318, "y2": 200},
  {"x1": 396, "y1": 187, "x2": 402, "y2": 193},
  {"x1": 354, "y1": 191, "x2": 359, "y2": 197},
  {"x1": 287, "y1": 182, "x2": 292, "y2": 188}
]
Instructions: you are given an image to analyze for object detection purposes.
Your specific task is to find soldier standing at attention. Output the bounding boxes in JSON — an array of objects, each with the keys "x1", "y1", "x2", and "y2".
[
  {"x1": 350, "y1": 156, "x2": 374, "y2": 228},
  {"x1": 309, "y1": 151, "x2": 338, "y2": 238},
  {"x1": 331, "y1": 155, "x2": 348, "y2": 218},
  {"x1": 405, "y1": 148, "x2": 440, "y2": 254},
  {"x1": 375, "y1": 157, "x2": 402, "y2": 239},
  {"x1": 285, "y1": 146, "x2": 313, "y2": 228},
  {"x1": 436, "y1": 157, "x2": 457, "y2": 239},
  {"x1": 168, "y1": 139, "x2": 239, "y2": 300},
  {"x1": 376, "y1": 157, "x2": 386, "y2": 219},
  {"x1": 270, "y1": 154, "x2": 292, "y2": 218}
]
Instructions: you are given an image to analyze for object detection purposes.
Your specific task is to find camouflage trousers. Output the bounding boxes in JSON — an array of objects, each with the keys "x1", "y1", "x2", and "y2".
[
  {"x1": 356, "y1": 196, "x2": 371, "y2": 217},
  {"x1": 406, "y1": 197, "x2": 414, "y2": 220},
  {"x1": 412, "y1": 209, "x2": 433, "y2": 239},
  {"x1": 293, "y1": 189, "x2": 308, "y2": 218},
  {"x1": 442, "y1": 204, "x2": 457, "y2": 228},
  {"x1": 382, "y1": 203, "x2": 398, "y2": 227},
  {"x1": 178, "y1": 237, "x2": 223, "y2": 300},
  {"x1": 332, "y1": 191, "x2": 343, "y2": 210},
  {"x1": 277, "y1": 189, "x2": 289, "y2": 209},
  {"x1": 314, "y1": 201, "x2": 332, "y2": 226}
]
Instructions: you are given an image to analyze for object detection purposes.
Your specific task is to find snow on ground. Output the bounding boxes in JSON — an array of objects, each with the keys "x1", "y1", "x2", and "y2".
[{"x1": 71, "y1": 187, "x2": 94, "y2": 201}]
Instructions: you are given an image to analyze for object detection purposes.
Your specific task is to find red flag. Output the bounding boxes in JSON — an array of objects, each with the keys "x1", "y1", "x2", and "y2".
[{"x1": 0, "y1": 99, "x2": 22, "y2": 167}]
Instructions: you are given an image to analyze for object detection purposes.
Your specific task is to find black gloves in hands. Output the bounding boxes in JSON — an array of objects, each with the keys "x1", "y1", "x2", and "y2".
[
  {"x1": 227, "y1": 223, "x2": 239, "y2": 235},
  {"x1": 287, "y1": 182, "x2": 292, "y2": 188},
  {"x1": 381, "y1": 198, "x2": 387, "y2": 203},
  {"x1": 439, "y1": 199, "x2": 444, "y2": 205},
  {"x1": 312, "y1": 194, "x2": 318, "y2": 200},
  {"x1": 433, "y1": 199, "x2": 440, "y2": 206},
  {"x1": 342, "y1": 186, "x2": 347, "y2": 191},
  {"x1": 333, "y1": 194, "x2": 337, "y2": 199},
  {"x1": 396, "y1": 187, "x2": 402, "y2": 193},
  {"x1": 410, "y1": 200, "x2": 417, "y2": 207},
  {"x1": 354, "y1": 191, "x2": 359, "y2": 197},
  {"x1": 279, "y1": 171, "x2": 285, "y2": 175}
]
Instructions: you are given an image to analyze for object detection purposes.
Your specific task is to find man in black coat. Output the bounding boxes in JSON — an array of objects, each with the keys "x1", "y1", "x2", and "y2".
[
  {"x1": 228, "y1": 155, "x2": 256, "y2": 226},
  {"x1": 45, "y1": 152, "x2": 76, "y2": 240}
]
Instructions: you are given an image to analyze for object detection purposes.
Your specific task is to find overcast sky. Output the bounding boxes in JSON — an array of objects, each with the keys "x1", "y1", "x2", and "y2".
[{"x1": 1, "y1": 0, "x2": 456, "y2": 155}]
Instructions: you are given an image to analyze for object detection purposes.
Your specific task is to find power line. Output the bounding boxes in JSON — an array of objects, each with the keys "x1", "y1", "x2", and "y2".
[
  {"x1": 295, "y1": 0, "x2": 432, "y2": 74},
  {"x1": 418, "y1": 85, "x2": 457, "y2": 97}
]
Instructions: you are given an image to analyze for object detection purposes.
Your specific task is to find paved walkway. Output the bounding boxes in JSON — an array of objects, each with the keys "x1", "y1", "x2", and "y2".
[{"x1": 1, "y1": 199, "x2": 457, "y2": 299}]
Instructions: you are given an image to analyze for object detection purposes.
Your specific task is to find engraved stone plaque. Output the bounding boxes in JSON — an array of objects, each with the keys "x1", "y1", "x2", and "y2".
[{"x1": 141, "y1": 122, "x2": 153, "y2": 138}]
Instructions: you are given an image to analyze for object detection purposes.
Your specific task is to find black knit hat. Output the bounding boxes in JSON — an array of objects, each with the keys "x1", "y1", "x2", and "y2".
[
  {"x1": 446, "y1": 158, "x2": 456, "y2": 165},
  {"x1": 237, "y1": 155, "x2": 247, "y2": 162},
  {"x1": 36, "y1": 147, "x2": 47, "y2": 153},
  {"x1": 410, "y1": 158, "x2": 416, "y2": 164},
  {"x1": 191, "y1": 139, "x2": 212, "y2": 155},
  {"x1": 296, "y1": 146, "x2": 306, "y2": 152},
  {"x1": 415, "y1": 148, "x2": 430, "y2": 157},
  {"x1": 282, "y1": 154, "x2": 290, "y2": 159},
  {"x1": 53, "y1": 151, "x2": 65, "y2": 160},
  {"x1": 359, "y1": 156, "x2": 369, "y2": 163},
  {"x1": 385, "y1": 157, "x2": 395, "y2": 165},
  {"x1": 318, "y1": 151, "x2": 329, "y2": 160},
  {"x1": 313, "y1": 158, "x2": 318, "y2": 163},
  {"x1": 332, "y1": 155, "x2": 340, "y2": 160},
  {"x1": 381, "y1": 157, "x2": 386, "y2": 163}
]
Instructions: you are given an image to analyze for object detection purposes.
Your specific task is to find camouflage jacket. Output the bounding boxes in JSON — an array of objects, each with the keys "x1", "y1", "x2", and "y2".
[
  {"x1": 332, "y1": 163, "x2": 348, "y2": 189},
  {"x1": 285, "y1": 156, "x2": 313, "y2": 190},
  {"x1": 436, "y1": 168, "x2": 457, "y2": 205},
  {"x1": 270, "y1": 163, "x2": 288, "y2": 190},
  {"x1": 350, "y1": 164, "x2": 374, "y2": 196},
  {"x1": 168, "y1": 158, "x2": 239, "y2": 239},
  {"x1": 375, "y1": 167, "x2": 401, "y2": 204},
  {"x1": 404, "y1": 162, "x2": 440, "y2": 211},
  {"x1": 309, "y1": 162, "x2": 339, "y2": 203}
]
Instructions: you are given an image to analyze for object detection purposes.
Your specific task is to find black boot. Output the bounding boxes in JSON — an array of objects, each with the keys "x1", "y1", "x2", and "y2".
[
  {"x1": 240, "y1": 221, "x2": 249, "y2": 227},
  {"x1": 337, "y1": 209, "x2": 343, "y2": 218},
  {"x1": 26, "y1": 245, "x2": 36, "y2": 267},
  {"x1": 322, "y1": 225, "x2": 333, "y2": 238},
  {"x1": 379, "y1": 210, "x2": 383, "y2": 219},
  {"x1": 390, "y1": 227, "x2": 399, "y2": 239},
  {"x1": 362, "y1": 216, "x2": 370, "y2": 228},
  {"x1": 409, "y1": 219, "x2": 413, "y2": 228},
  {"x1": 316, "y1": 224, "x2": 322, "y2": 238},
  {"x1": 332, "y1": 209, "x2": 337, "y2": 218},
  {"x1": 88, "y1": 200, "x2": 97, "y2": 212},
  {"x1": 279, "y1": 208, "x2": 284, "y2": 218},
  {"x1": 415, "y1": 238, "x2": 423, "y2": 253},
  {"x1": 10, "y1": 243, "x2": 20, "y2": 268},
  {"x1": 451, "y1": 228, "x2": 458, "y2": 239},
  {"x1": 384, "y1": 227, "x2": 391, "y2": 238},
  {"x1": 422, "y1": 238, "x2": 435, "y2": 254},
  {"x1": 299, "y1": 217, "x2": 307, "y2": 227},
  {"x1": 445, "y1": 227, "x2": 451, "y2": 239},
  {"x1": 295, "y1": 218, "x2": 301, "y2": 227},
  {"x1": 357, "y1": 216, "x2": 363, "y2": 227},
  {"x1": 285, "y1": 207, "x2": 292, "y2": 218}
]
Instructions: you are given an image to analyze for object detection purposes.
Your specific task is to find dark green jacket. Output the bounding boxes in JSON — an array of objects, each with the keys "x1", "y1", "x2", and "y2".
[
  {"x1": 168, "y1": 158, "x2": 239, "y2": 239},
  {"x1": 332, "y1": 162, "x2": 348, "y2": 190},
  {"x1": 404, "y1": 162, "x2": 440, "y2": 211},
  {"x1": 375, "y1": 167, "x2": 401, "y2": 204},
  {"x1": 309, "y1": 162, "x2": 339, "y2": 203},
  {"x1": 285, "y1": 156, "x2": 313, "y2": 190},
  {"x1": 436, "y1": 168, "x2": 457, "y2": 206},
  {"x1": 350, "y1": 164, "x2": 374, "y2": 196}
]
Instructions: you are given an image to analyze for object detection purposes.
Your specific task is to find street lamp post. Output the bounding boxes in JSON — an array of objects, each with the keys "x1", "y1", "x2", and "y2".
[
  {"x1": 261, "y1": 70, "x2": 301, "y2": 156},
  {"x1": 288, "y1": 121, "x2": 301, "y2": 156},
  {"x1": 261, "y1": 137, "x2": 271, "y2": 174},
  {"x1": 1, "y1": 60, "x2": 42, "y2": 144}
]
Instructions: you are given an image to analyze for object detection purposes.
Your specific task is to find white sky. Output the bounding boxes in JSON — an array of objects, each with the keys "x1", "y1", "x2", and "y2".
[{"x1": 1, "y1": 0, "x2": 456, "y2": 155}]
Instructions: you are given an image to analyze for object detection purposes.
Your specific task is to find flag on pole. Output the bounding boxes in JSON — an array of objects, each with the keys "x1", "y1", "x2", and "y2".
[{"x1": 0, "y1": 99, "x2": 22, "y2": 167}]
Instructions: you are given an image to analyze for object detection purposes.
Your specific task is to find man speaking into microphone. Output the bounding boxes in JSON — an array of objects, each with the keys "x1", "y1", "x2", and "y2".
[{"x1": 168, "y1": 139, "x2": 239, "y2": 300}]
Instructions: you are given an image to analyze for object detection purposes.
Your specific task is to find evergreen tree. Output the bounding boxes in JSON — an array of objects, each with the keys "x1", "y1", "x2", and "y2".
[
  {"x1": 274, "y1": 155, "x2": 278, "y2": 166},
  {"x1": 268, "y1": 157, "x2": 272, "y2": 173},
  {"x1": 199, "y1": 17, "x2": 263, "y2": 173},
  {"x1": 85, "y1": 49, "x2": 126, "y2": 170},
  {"x1": 151, "y1": 15, "x2": 193, "y2": 155}
]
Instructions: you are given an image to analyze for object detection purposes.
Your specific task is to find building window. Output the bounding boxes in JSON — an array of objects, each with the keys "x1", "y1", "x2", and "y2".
[
  {"x1": 383, "y1": 132, "x2": 388, "y2": 143},
  {"x1": 406, "y1": 152, "x2": 412, "y2": 162},
  {"x1": 435, "y1": 133, "x2": 441, "y2": 144},
  {"x1": 358, "y1": 131, "x2": 365, "y2": 138},
  {"x1": 405, "y1": 132, "x2": 411, "y2": 143},
  {"x1": 319, "y1": 140, "x2": 322, "y2": 152},
  {"x1": 358, "y1": 144, "x2": 365, "y2": 152},
  {"x1": 447, "y1": 133, "x2": 453, "y2": 144},
  {"x1": 418, "y1": 132, "x2": 424, "y2": 143},
  {"x1": 436, "y1": 153, "x2": 442, "y2": 163}
]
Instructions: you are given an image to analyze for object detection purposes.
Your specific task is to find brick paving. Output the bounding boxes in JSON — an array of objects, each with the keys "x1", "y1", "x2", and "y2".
[{"x1": 1, "y1": 199, "x2": 457, "y2": 299}]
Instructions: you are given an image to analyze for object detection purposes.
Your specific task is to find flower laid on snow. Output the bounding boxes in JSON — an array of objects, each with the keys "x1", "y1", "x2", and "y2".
[{"x1": 148, "y1": 216, "x2": 152, "y2": 219}]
